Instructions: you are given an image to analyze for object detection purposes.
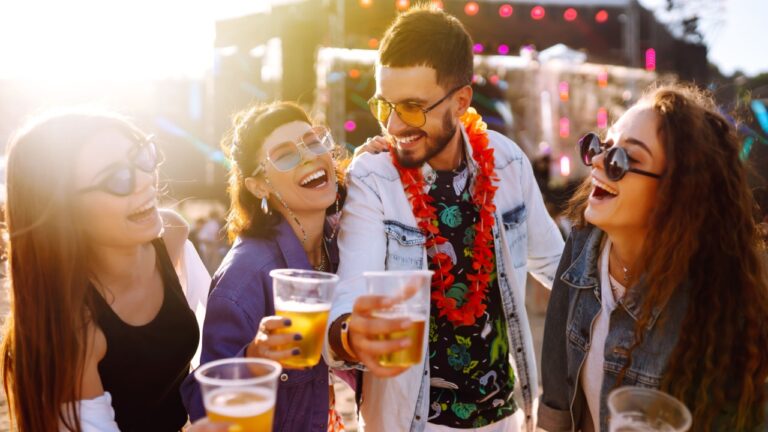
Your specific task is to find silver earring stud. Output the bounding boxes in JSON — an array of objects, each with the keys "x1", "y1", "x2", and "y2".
[{"x1": 261, "y1": 197, "x2": 269, "y2": 215}]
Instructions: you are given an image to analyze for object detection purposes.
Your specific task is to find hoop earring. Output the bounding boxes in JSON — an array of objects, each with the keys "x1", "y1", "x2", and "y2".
[{"x1": 261, "y1": 197, "x2": 270, "y2": 215}]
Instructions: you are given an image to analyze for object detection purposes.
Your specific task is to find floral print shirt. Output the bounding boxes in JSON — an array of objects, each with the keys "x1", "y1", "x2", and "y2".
[{"x1": 427, "y1": 163, "x2": 517, "y2": 428}]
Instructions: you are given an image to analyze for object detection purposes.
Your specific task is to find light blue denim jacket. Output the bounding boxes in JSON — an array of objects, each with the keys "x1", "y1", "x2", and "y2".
[
  {"x1": 537, "y1": 226, "x2": 690, "y2": 432},
  {"x1": 324, "y1": 126, "x2": 564, "y2": 432}
]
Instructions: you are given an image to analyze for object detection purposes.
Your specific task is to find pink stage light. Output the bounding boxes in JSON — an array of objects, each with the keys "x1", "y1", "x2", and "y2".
[
  {"x1": 465, "y1": 1, "x2": 480, "y2": 16},
  {"x1": 431, "y1": 0, "x2": 444, "y2": 9},
  {"x1": 564, "y1": 8, "x2": 578, "y2": 21},
  {"x1": 560, "y1": 155, "x2": 571, "y2": 177},
  {"x1": 597, "y1": 70, "x2": 608, "y2": 87},
  {"x1": 499, "y1": 4, "x2": 514, "y2": 18},
  {"x1": 531, "y1": 5, "x2": 546, "y2": 20},
  {"x1": 498, "y1": 44, "x2": 510, "y2": 55},
  {"x1": 645, "y1": 48, "x2": 656, "y2": 71},
  {"x1": 595, "y1": 9, "x2": 608, "y2": 23},
  {"x1": 597, "y1": 108, "x2": 608, "y2": 129},
  {"x1": 559, "y1": 117, "x2": 570, "y2": 138},
  {"x1": 473, "y1": 43, "x2": 484, "y2": 54},
  {"x1": 559, "y1": 81, "x2": 569, "y2": 101},
  {"x1": 344, "y1": 120, "x2": 357, "y2": 132}
]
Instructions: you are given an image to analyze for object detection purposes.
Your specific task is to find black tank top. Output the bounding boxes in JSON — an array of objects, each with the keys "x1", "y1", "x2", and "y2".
[{"x1": 92, "y1": 238, "x2": 199, "y2": 431}]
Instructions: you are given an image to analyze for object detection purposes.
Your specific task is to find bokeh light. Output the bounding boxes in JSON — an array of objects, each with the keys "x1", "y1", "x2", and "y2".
[
  {"x1": 498, "y1": 4, "x2": 514, "y2": 18},
  {"x1": 563, "y1": 8, "x2": 578, "y2": 22},
  {"x1": 465, "y1": 2, "x2": 480, "y2": 16},
  {"x1": 531, "y1": 6, "x2": 546, "y2": 20}
]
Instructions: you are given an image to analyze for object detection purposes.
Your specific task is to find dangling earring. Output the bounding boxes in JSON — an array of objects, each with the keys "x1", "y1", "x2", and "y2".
[
  {"x1": 263, "y1": 175, "x2": 307, "y2": 244},
  {"x1": 261, "y1": 196, "x2": 270, "y2": 215}
]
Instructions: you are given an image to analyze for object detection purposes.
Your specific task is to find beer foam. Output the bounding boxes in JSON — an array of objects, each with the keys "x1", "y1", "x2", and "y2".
[
  {"x1": 205, "y1": 387, "x2": 275, "y2": 418},
  {"x1": 275, "y1": 300, "x2": 331, "y2": 312},
  {"x1": 371, "y1": 310, "x2": 426, "y2": 321}
]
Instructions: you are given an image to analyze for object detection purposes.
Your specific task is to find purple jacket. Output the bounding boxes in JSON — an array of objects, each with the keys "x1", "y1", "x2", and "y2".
[{"x1": 181, "y1": 219, "x2": 340, "y2": 431}]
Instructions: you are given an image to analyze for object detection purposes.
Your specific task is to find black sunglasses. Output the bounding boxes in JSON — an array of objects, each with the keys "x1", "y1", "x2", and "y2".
[
  {"x1": 578, "y1": 132, "x2": 661, "y2": 181},
  {"x1": 78, "y1": 136, "x2": 163, "y2": 197}
]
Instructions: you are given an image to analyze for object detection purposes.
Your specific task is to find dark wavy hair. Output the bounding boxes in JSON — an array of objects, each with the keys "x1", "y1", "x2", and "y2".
[
  {"x1": 222, "y1": 101, "x2": 345, "y2": 242},
  {"x1": 567, "y1": 83, "x2": 768, "y2": 431}
]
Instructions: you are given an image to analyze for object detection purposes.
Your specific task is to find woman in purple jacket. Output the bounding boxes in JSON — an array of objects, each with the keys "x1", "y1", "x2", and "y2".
[{"x1": 181, "y1": 102, "x2": 361, "y2": 431}]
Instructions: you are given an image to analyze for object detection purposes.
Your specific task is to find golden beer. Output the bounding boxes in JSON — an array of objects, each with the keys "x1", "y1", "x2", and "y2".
[
  {"x1": 205, "y1": 387, "x2": 275, "y2": 432},
  {"x1": 274, "y1": 301, "x2": 331, "y2": 368},
  {"x1": 376, "y1": 318, "x2": 426, "y2": 367}
]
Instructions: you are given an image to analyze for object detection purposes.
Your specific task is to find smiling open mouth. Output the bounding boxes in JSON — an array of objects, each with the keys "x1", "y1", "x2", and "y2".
[
  {"x1": 299, "y1": 169, "x2": 329, "y2": 189},
  {"x1": 128, "y1": 201, "x2": 157, "y2": 222},
  {"x1": 591, "y1": 177, "x2": 618, "y2": 200}
]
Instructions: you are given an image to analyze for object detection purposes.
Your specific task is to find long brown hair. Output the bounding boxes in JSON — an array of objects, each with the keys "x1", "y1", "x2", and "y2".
[
  {"x1": 0, "y1": 109, "x2": 147, "y2": 431},
  {"x1": 568, "y1": 83, "x2": 768, "y2": 430},
  {"x1": 222, "y1": 101, "x2": 345, "y2": 242}
]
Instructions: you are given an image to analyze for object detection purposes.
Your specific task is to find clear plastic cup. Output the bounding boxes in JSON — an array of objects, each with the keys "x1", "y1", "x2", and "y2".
[
  {"x1": 269, "y1": 269, "x2": 338, "y2": 368},
  {"x1": 608, "y1": 386, "x2": 692, "y2": 432},
  {"x1": 195, "y1": 358, "x2": 282, "y2": 431},
  {"x1": 363, "y1": 270, "x2": 433, "y2": 367}
]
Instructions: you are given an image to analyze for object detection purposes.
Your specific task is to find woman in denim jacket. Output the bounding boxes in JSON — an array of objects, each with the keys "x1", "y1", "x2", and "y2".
[
  {"x1": 537, "y1": 83, "x2": 768, "y2": 432},
  {"x1": 182, "y1": 102, "x2": 361, "y2": 431}
]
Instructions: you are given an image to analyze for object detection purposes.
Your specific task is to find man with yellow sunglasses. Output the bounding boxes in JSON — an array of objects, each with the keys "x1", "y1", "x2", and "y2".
[{"x1": 326, "y1": 6, "x2": 564, "y2": 432}]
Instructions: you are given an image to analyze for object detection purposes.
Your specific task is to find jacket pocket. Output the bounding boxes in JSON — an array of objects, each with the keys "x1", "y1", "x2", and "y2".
[
  {"x1": 501, "y1": 204, "x2": 527, "y2": 268},
  {"x1": 384, "y1": 220, "x2": 426, "y2": 270}
]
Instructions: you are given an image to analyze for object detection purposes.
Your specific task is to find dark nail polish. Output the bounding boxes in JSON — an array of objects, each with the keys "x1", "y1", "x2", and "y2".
[
  {"x1": 293, "y1": 333, "x2": 303, "y2": 341},
  {"x1": 283, "y1": 318, "x2": 292, "y2": 326},
  {"x1": 292, "y1": 348, "x2": 301, "y2": 355}
]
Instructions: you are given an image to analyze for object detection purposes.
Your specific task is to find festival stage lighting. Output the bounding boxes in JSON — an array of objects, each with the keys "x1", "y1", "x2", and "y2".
[
  {"x1": 531, "y1": 6, "x2": 546, "y2": 20},
  {"x1": 595, "y1": 10, "x2": 608, "y2": 23},
  {"x1": 597, "y1": 108, "x2": 608, "y2": 129},
  {"x1": 465, "y1": 2, "x2": 480, "y2": 16},
  {"x1": 560, "y1": 155, "x2": 571, "y2": 177},
  {"x1": 473, "y1": 43, "x2": 484, "y2": 54},
  {"x1": 563, "y1": 8, "x2": 577, "y2": 22},
  {"x1": 359, "y1": 0, "x2": 373, "y2": 7},
  {"x1": 597, "y1": 70, "x2": 608, "y2": 87},
  {"x1": 349, "y1": 69, "x2": 360, "y2": 79},
  {"x1": 431, "y1": 0, "x2": 444, "y2": 9},
  {"x1": 396, "y1": 0, "x2": 409, "y2": 11},
  {"x1": 499, "y1": 4, "x2": 514, "y2": 18},
  {"x1": 368, "y1": 38, "x2": 379, "y2": 49},
  {"x1": 559, "y1": 117, "x2": 570, "y2": 138},
  {"x1": 498, "y1": 44, "x2": 510, "y2": 55},
  {"x1": 558, "y1": 81, "x2": 569, "y2": 101},
  {"x1": 345, "y1": 120, "x2": 357, "y2": 132},
  {"x1": 645, "y1": 48, "x2": 656, "y2": 71}
]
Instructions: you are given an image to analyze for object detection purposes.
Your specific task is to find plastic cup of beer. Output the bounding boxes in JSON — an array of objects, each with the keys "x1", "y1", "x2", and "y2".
[
  {"x1": 363, "y1": 270, "x2": 433, "y2": 368},
  {"x1": 608, "y1": 386, "x2": 692, "y2": 432},
  {"x1": 195, "y1": 358, "x2": 281, "y2": 431},
  {"x1": 269, "y1": 269, "x2": 338, "y2": 368}
]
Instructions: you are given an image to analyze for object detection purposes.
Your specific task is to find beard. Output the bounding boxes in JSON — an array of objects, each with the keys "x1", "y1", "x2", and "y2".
[{"x1": 392, "y1": 109, "x2": 459, "y2": 168}]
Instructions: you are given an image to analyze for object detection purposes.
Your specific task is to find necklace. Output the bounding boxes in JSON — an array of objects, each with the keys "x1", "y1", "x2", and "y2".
[
  {"x1": 312, "y1": 242, "x2": 329, "y2": 272},
  {"x1": 610, "y1": 245, "x2": 632, "y2": 285},
  {"x1": 391, "y1": 108, "x2": 498, "y2": 327}
]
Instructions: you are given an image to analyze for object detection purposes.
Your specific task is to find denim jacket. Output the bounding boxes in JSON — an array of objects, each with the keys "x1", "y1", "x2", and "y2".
[
  {"x1": 181, "y1": 219, "x2": 339, "y2": 432},
  {"x1": 324, "y1": 127, "x2": 564, "y2": 432},
  {"x1": 537, "y1": 225, "x2": 690, "y2": 432}
]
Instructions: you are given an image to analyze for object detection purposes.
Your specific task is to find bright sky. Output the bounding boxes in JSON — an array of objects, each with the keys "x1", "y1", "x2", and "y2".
[
  {"x1": 640, "y1": 0, "x2": 768, "y2": 76},
  {"x1": 0, "y1": 0, "x2": 765, "y2": 80}
]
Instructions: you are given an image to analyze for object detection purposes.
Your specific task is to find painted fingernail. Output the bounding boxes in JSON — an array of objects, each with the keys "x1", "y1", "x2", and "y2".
[
  {"x1": 292, "y1": 348, "x2": 301, "y2": 355},
  {"x1": 283, "y1": 318, "x2": 292, "y2": 326},
  {"x1": 293, "y1": 333, "x2": 303, "y2": 341}
]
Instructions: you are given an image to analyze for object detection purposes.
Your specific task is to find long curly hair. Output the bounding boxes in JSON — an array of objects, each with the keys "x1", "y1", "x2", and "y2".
[{"x1": 567, "y1": 83, "x2": 768, "y2": 431}]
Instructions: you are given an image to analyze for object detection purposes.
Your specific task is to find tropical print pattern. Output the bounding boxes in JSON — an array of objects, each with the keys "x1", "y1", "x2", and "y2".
[{"x1": 427, "y1": 164, "x2": 517, "y2": 428}]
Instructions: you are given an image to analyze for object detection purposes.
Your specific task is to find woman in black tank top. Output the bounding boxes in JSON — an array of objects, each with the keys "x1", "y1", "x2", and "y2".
[{"x1": 0, "y1": 110, "x2": 200, "y2": 432}]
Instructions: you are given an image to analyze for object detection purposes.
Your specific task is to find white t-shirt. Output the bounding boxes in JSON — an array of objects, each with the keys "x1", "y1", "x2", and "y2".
[{"x1": 581, "y1": 238, "x2": 626, "y2": 432}]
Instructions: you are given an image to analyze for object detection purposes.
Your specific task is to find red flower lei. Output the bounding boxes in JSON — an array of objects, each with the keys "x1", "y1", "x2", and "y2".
[{"x1": 390, "y1": 108, "x2": 499, "y2": 327}]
